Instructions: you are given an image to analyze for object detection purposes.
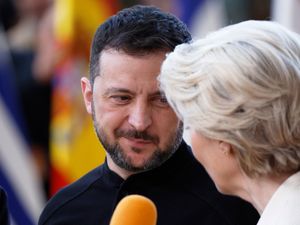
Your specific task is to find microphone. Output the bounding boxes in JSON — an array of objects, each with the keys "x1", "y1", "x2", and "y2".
[{"x1": 109, "y1": 194, "x2": 157, "y2": 225}]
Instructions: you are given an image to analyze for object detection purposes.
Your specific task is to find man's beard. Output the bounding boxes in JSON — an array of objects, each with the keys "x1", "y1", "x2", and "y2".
[{"x1": 92, "y1": 104, "x2": 183, "y2": 173}]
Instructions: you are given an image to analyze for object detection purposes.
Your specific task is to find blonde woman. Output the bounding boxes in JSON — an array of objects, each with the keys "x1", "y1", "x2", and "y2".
[{"x1": 159, "y1": 20, "x2": 300, "y2": 225}]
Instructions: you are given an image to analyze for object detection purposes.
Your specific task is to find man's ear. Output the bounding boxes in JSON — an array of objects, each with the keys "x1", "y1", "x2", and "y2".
[
  {"x1": 81, "y1": 77, "x2": 93, "y2": 114},
  {"x1": 218, "y1": 141, "x2": 233, "y2": 156}
]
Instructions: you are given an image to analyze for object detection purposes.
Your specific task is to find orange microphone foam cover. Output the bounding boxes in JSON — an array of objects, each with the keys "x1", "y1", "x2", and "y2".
[{"x1": 109, "y1": 195, "x2": 157, "y2": 225}]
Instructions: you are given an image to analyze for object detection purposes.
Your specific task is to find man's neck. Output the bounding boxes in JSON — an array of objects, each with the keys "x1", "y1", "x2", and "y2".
[{"x1": 106, "y1": 155, "x2": 136, "y2": 180}]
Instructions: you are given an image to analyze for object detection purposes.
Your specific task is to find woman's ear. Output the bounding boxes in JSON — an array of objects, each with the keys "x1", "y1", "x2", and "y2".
[
  {"x1": 218, "y1": 141, "x2": 233, "y2": 156},
  {"x1": 81, "y1": 77, "x2": 93, "y2": 114}
]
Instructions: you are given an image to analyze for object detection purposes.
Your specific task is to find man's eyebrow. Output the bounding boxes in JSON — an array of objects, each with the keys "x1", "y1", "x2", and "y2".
[
  {"x1": 148, "y1": 91, "x2": 167, "y2": 98},
  {"x1": 104, "y1": 88, "x2": 133, "y2": 95},
  {"x1": 152, "y1": 91, "x2": 165, "y2": 96},
  {"x1": 103, "y1": 88, "x2": 165, "y2": 97}
]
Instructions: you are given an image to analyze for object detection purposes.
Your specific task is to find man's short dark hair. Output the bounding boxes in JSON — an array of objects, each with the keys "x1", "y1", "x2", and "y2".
[{"x1": 89, "y1": 5, "x2": 191, "y2": 83}]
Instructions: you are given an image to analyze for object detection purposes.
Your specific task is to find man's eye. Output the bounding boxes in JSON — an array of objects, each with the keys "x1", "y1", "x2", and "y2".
[
  {"x1": 152, "y1": 95, "x2": 169, "y2": 107},
  {"x1": 159, "y1": 96, "x2": 168, "y2": 104},
  {"x1": 110, "y1": 95, "x2": 131, "y2": 104}
]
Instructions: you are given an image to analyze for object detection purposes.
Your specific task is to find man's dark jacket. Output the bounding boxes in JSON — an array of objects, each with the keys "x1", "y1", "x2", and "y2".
[
  {"x1": 0, "y1": 186, "x2": 9, "y2": 225},
  {"x1": 39, "y1": 142, "x2": 259, "y2": 225}
]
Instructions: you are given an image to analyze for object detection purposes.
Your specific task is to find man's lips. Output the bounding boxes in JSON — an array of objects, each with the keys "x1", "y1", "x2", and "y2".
[
  {"x1": 115, "y1": 129, "x2": 159, "y2": 144},
  {"x1": 122, "y1": 137, "x2": 154, "y2": 147}
]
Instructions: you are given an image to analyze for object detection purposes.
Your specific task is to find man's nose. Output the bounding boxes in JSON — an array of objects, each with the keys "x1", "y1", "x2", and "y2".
[{"x1": 128, "y1": 101, "x2": 152, "y2": 131}]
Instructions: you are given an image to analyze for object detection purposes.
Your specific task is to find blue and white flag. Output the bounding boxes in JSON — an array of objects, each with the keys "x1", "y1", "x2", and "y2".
[
  {"x1": 177, "y1": 0, "x2": 227, "y2": 38},
  {"x1": 0, "y1": 26, "x2": 45, "y2": 225},
  {"x1": 272, "y1": 0, "x2": 300, "y2": 33}
]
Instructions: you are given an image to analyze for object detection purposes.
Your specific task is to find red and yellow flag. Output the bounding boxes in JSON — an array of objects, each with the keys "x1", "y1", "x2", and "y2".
[{"x1": 50, "y1": 0, "x2": 119, "y2": 195}]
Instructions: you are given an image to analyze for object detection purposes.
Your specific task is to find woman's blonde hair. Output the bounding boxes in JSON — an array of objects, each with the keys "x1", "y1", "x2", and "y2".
[{"x1": 159, "y1": 20, "x2": 300, "y2": 177}]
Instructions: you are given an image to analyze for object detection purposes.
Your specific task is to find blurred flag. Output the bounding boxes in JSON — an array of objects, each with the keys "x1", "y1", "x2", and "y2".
[
  {"x1": 0, "y1": 26, "x2": 45, "y2": 225},
  {"x1": 50, "y1": 0, "x2": 119, "y2": 195},
  {"x1": 272, "y1": 0, "x2": 300, "y2": 33},
  {"x1": 177, "y1": 0, "x2": 227, "y2": 38}
]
